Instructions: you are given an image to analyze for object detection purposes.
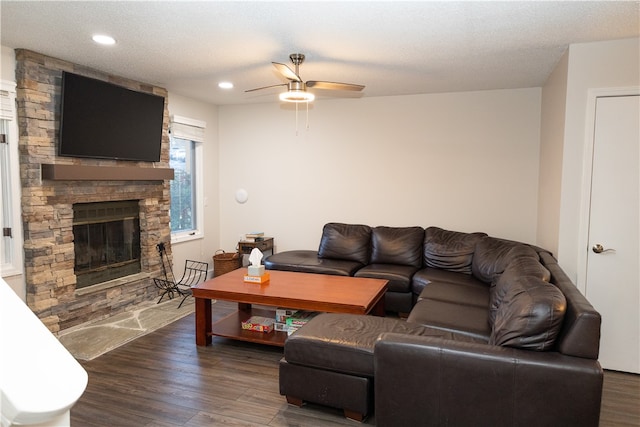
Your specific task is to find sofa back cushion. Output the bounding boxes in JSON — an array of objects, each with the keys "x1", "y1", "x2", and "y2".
[
  {"x1": 489, "y1": 257, "x2": 551, "y2": 325},
  {"x1": 489, "y1": 276, "x2": 566, "y2": 351},
  {"x1": 471, "y1": 238, "x2": 539, "y2": 283},
  {"x1": 318, "y1": 223, "x2": 372, "y2": 265},
  {"x1": 423, "y1": 227, "x2": 487, "y2": 274},
  {"x1": 370, "y1": 226, "x2": 424, "y2": 267}
]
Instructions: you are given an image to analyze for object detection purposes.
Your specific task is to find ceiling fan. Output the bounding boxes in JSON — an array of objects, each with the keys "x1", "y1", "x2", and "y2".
[{"x1": 245, "y1": 53, "x2": 365, "y2": 103}]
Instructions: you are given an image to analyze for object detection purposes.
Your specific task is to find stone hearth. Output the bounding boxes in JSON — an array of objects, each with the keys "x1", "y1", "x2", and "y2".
[{"x1": 16, "y1": 49, "x2": 172, "y2": 333}]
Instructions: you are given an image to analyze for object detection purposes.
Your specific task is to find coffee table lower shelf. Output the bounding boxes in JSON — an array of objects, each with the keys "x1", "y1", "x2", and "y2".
[{"x1": 210, "y1": 307, "x2": 288, "y2": 347}]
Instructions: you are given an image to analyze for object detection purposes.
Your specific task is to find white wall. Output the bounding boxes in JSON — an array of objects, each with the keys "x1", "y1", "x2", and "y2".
[
  {"x1": 538, "y1": 49, "x2": 569, "y2": 256},
  {"x1": 557, "y1": 37, "x2": 640, "y2": 284},
  {"x1": 167, "y1": 93, "x2": 220, "y2": 277},
  {"x1": 219, "y1": 88, "x2": 542, "y2": 253},
  {"x1": 1, "y1": 46, "x2": 15, "y2": 80}
]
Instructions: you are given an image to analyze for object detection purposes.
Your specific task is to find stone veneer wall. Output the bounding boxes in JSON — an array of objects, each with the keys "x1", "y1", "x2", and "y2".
[{"x1": 15, "y1": 49, "x2": 172, "y2": 333}]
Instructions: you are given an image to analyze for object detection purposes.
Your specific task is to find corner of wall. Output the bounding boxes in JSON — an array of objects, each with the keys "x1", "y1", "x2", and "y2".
[{"x1": 536, "y1": 48, "x2": 569, "y2": 256}]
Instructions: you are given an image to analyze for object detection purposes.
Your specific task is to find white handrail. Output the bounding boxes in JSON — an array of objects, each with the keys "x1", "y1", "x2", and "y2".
[{"x1": 0, "y1": 278, "x2": 88, "y2": 426}]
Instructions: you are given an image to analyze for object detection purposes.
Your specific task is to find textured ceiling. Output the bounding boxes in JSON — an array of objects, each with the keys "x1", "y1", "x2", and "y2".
[{"x1": 1, "y1": 1, "x2": 639, "y2": 105}]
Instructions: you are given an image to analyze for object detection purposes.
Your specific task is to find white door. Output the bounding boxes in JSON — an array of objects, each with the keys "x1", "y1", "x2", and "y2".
[{"x1": 586, "y1": 95, "x2": 639, "y2": 374}]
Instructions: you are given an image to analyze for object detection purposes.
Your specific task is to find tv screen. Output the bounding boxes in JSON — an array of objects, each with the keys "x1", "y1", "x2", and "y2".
[{"x1": 59, "y1": 72, "x2": 165, "y2": 162}]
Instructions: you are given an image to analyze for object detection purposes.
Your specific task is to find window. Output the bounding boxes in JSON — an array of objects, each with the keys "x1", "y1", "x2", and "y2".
[
  {"x1": 170, "y1": 137, "x2": 196, "y2": 232},
  {"x1": 0, "y1": 80, "x2": 23, "y2": 277},
  {"x1": 169, "y1": 115, "x2": 205, "y2": 243}
]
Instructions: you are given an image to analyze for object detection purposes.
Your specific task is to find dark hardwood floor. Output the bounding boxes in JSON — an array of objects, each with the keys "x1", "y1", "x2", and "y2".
[
  {"x1": 72, "y1": 300, "x2": 640, "y2": 426},
  {"x1": 600, "y1": 369, "x2": 640, "y2": 427}
]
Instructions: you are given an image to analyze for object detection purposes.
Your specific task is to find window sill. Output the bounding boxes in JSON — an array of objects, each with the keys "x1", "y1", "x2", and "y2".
[
  {"x1": 171, "y1": 230, "x2": 204, "y2": 245},
  {"x1": 1, "y1": 265, "x2": 24, "y2": 278}
]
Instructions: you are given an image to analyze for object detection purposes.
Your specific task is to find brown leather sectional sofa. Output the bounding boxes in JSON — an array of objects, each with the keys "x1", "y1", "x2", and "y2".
[{"x1": 265, "y1": 223, "x2": 603, "y2": 426}]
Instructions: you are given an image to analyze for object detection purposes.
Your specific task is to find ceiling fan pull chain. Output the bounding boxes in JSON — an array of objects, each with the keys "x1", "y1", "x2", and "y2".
[
  {"x1": 306, "y1": 101, "x2": 310, "y2": 131},
  {"x1": 295, "y1": 102, "x2": 299, "y2": 136}
]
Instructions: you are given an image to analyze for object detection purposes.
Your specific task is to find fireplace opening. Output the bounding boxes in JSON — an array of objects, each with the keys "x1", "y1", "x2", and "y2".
[{"x1": 72, "y1": 200, "x2": 141, "y2": 288}]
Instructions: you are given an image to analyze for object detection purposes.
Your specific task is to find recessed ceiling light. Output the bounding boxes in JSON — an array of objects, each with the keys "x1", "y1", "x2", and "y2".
[
  {"x1": 92, "y1": 34, "x2": 116, "y2": 45},
  {"x1": 218, "y1": 82, "x2": 234, "y2": 89}
]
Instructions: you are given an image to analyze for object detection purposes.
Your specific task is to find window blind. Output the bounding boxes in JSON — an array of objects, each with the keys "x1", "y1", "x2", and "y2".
[
  {"x1": 0, "y1": 90, "x2": 14, "y2": 121},
  {"x1": 170, "y1": 115, "x2": 206, "y2": 142}
]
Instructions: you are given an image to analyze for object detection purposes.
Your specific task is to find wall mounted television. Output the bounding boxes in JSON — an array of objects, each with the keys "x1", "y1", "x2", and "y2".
[{"x1": 59, "y1": 71, "x2": 165, "y2": 162}]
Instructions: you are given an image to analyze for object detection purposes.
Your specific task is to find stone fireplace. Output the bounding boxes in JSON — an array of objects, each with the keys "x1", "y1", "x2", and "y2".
[{"x1": 16, "y1": 49, "x2": 173, "y2": 333}]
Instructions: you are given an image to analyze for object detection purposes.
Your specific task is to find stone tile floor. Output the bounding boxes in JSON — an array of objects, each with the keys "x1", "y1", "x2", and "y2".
[{"x1": 58, "y1": 296, "x2": 199, "y2": 360}]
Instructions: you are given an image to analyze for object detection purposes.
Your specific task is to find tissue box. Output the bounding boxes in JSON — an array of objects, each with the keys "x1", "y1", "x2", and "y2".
[
  {"x1": 248, "y1": 265, "x2": 265, "y2": 276},
  {"x1": 243, "y1": 272, "x2": 270, "y2": 284}
]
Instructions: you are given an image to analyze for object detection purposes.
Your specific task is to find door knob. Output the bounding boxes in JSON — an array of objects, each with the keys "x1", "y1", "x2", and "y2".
[{"x1": 592, "y1": 244, "x2": 616, "y2": 254}]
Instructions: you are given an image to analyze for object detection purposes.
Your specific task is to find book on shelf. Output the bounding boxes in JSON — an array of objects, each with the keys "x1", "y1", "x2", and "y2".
[
  {"x1": 241, "y1": 236, "x2": 265, "y2": 242},
  {"x1": 285, "y1": 311, "x2": 319, "y2": 327},
  {"x1": 242, "y1": 232, "x2": 264, "y2": 241},
  {"x1": 274, "y1": 309, "x2": 318, "y2": 335},
  {"x1": 241, "y1": 316, "x2": 274, "y2": 333},
  {"x1": 275, "y1": 308, "x2": 299, "y2": 323}
]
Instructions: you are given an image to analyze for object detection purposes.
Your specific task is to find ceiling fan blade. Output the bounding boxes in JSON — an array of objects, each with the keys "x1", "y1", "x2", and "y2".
[
  {"x1": 306, "y1": 81, "x2": 365, "y2": 91},
  {"x1": 244, "y1": 83, "x2": 287, "y2": 93},
  {"x1": 272, "y1": 62, "x2": 302, "y2": 82}
]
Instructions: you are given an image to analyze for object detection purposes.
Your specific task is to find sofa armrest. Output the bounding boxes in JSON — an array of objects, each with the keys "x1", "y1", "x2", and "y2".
[{"x1": 373, "y1": 333, "x2": 603, "y2": 427}]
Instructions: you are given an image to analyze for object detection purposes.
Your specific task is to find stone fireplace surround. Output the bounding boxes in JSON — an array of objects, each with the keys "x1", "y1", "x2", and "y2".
[{"x1": 16, "y1": 49, "x2": 173, "y2": 333}]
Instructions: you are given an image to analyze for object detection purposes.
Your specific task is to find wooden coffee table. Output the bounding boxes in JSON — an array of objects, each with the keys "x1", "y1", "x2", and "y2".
[{"x1": 192, "y1": 268, "x2": 388, "y2": 347}]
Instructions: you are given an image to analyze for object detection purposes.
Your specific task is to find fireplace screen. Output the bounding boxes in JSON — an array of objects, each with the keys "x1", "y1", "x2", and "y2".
[{"x1": 73, "y1": 200, "x2": 141, "y2": 288}]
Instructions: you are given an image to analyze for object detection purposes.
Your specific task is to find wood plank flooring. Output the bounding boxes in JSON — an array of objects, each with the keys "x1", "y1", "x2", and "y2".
[
  {"x1": 600, "y1": 369, "x2": 640, "y2": 427},
  {"x1": 71, "y1": 300, "x2": 640, "y2": 426}
]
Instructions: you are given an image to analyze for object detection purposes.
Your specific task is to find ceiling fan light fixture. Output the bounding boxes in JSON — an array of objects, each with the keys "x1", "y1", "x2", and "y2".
[
  {"x1": 92, "y1": 34, "x2": 116, "y2": 45},
  {"x1": 246, "y1": 53, "x2": 364, "y2": 107},
  {"x1": 279, "y1": 90, "x2": 315, "y2": 103}
]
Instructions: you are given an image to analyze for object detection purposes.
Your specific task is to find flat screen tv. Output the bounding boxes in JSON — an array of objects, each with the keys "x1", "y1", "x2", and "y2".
[{"x1": 59, "y1": 71, "x2": 165, "y2": 162}]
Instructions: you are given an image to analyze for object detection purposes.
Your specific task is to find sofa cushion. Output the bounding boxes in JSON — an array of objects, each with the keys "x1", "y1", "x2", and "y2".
[
  {"x1": 423, "y1": 227, "x2": 487, "y2": 273},
  {"x1": 318, "y1": 223, "x2": 371, "y2": 265},
  {"x1": 370, "y1": 226, "x2": 424, "y2": 267},
  {"x1": 471, "y1": 237, "x2": 539, "y2": 283},
  {"x1": 264, "y1": 250, "x2": 362, "y2": 276},
  {"x1": 411, "y1": 267, "x2": 488, "y2": 298},
  {"x1": 489, "y1": 257, "x2": 551, "y2": 325},
  {"x1": 418, "y1": 281, "x2": 490, "y2": 308},
  {"x1": 490, "y1": 276, "x2": 566, "y2": 351},
  {"x1": 407, "y1": 299, "x2": 491, "y2": 341},
  {"x1": 355, "y1": 264, "x2": 418, "y2": 293}
]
